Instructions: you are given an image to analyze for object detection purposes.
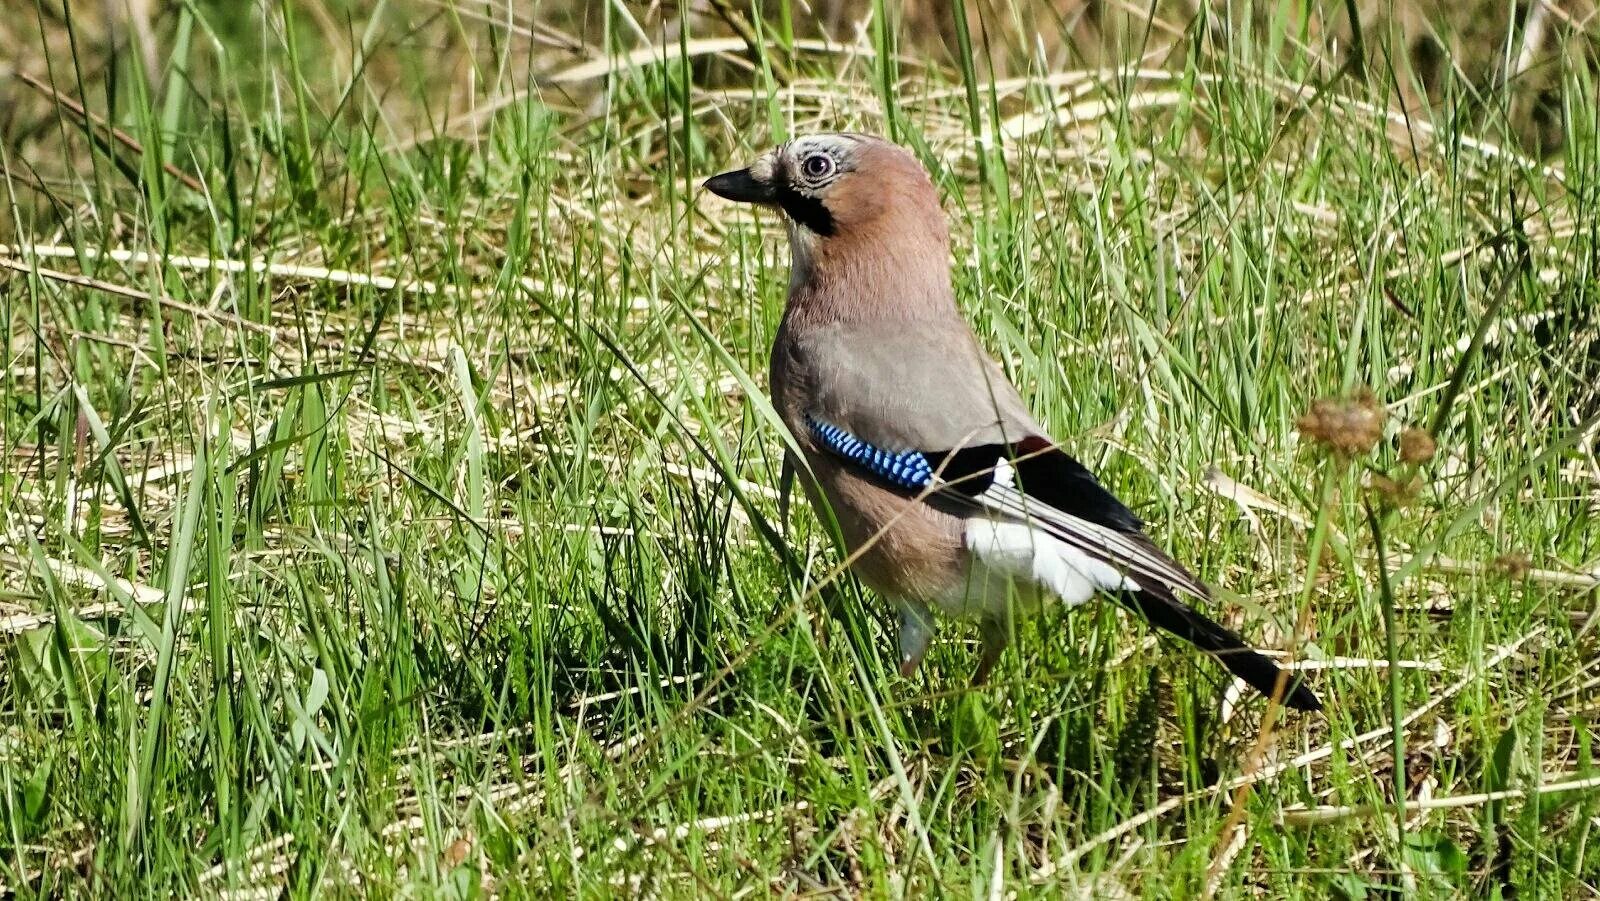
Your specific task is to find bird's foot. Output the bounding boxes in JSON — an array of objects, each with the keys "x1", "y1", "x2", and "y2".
[{"x1": 896, "y1": 602, "x2": 935, "y2": 679}]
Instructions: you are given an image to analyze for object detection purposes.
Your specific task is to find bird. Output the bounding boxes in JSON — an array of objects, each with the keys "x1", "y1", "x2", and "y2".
[{"x1": 704, "y1": 133, "x2": 1321, "y2": 712}]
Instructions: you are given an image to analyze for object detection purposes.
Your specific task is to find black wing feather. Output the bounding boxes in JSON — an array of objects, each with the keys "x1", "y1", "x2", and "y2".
[
  {"x1": 926, "y1": 436, "x2": 1141, "y2": 531},
  {"x1": 1111, "y1": 562, "x2": 1322, "y2": 712}
]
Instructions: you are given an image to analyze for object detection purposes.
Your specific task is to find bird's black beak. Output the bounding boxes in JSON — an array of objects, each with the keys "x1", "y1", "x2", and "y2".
[{"x1": 703, "y1": 168, "x2": 776, "y2": 204}]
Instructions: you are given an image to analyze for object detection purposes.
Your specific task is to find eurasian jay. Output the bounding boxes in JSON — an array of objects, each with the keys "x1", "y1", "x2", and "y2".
[{"x1": 705, "y1": 133, "x2": 1320, "y2": 712}]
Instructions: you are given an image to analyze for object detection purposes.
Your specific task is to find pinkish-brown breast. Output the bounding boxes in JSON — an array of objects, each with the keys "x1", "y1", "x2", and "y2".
[{"x1": 806, "y1": 455, "x2": 970, "y2": 602}]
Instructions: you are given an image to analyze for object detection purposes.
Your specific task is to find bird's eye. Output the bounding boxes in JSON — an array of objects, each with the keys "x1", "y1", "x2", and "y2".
[{"x1": 801, "y1": 154, "x2": 835, "y2": 181}]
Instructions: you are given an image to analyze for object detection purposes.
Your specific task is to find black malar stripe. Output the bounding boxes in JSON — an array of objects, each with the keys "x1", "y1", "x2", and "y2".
[{"x1": 774, "y1": 183, "x2": 836, "y2": 236}]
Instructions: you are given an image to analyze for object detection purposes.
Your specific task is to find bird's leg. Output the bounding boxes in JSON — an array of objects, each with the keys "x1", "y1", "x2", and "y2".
[
  {"x1": 971, "y1": 617, "x2": 1010, "y2": 686},
  {"x1": 777, "y1": 453, "x2": 796, "y2": 533},
  {"x1": 896, "y1": 601, "x2": 936, "y2": 677}
]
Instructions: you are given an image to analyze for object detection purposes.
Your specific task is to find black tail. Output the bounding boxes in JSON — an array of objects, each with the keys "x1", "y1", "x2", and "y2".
[{"x1": 1114, "y1": 587, "x2": 1322, "y2": 713}]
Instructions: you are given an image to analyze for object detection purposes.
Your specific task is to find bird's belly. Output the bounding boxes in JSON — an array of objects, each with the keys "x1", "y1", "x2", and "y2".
[
  {"x1": 927, "y1": 560, "x2": 1053, "y2": 621},
  {"x1": 802, "y1": 460, "x2": 969, "y2": 602}
]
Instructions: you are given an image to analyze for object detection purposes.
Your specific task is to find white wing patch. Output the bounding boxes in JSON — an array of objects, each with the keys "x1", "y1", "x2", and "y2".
[
  {"x1": 960, "y1": 453, "x2": 1209, "y2": 601},
  {"x1": 965, "y1": 519, "x2": 1141, "y2": 607},
  {"x1": 959, "y1": 453, "x2": 1153, "y2": 609},
  {"x1": 986, "y1": 456, "x2": 1018, "y2": 496}
]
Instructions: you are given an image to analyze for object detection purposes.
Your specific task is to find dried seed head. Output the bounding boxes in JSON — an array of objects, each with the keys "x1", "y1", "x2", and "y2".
[
  {"x1": 1399, "y1": 427, "x2": 1437, "y2": 464},
  {"x1": 1493, "y1": 553, "x2": 1532, "y2": 579},
  {"x1": 1369, "y1": 473, "x2": 1421, "y2": 507},
  {"x1": 1297, "y1": 389, "x2": 1386, "y2": 456}
]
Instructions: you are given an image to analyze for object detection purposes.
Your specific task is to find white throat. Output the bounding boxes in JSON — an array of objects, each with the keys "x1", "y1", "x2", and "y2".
[{"x1": 784, "y1": 217, "x2": 819, "y2": 295}]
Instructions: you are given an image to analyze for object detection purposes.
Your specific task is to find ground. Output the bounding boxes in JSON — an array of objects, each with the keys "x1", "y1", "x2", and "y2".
[{"x1": 2, "y1": 2, "x2": 1598, "y2": 897}]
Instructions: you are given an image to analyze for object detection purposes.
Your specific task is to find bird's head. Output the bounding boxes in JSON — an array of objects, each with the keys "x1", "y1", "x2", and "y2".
[{"x1": 704, "y1": 133, "x2": 945, "y2": 248}]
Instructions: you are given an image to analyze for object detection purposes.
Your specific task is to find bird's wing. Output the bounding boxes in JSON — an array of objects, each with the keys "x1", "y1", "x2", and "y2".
[
  {"x1": 793, "y1": 319, "x2": 1160, "y2": 575},
  {"x1": 805, "y1": 415, "x2": 1194, "y2": 597},
  {"x1": 807, "y1": 416, "x2": 1321, "y2": 711},
  {"x1": 794, "y1": 323, "x2": 1321, "y2": 711}
]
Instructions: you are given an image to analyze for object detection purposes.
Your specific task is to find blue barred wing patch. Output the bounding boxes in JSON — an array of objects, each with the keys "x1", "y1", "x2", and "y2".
[{"x1": 806, "y1": 416, "x2": 935, "y2": 490}]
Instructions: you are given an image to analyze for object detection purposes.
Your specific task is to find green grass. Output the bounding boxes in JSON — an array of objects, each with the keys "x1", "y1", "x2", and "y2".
[{"x1": 3, "y1": 1, "x2": 1598, "y2": 896}]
